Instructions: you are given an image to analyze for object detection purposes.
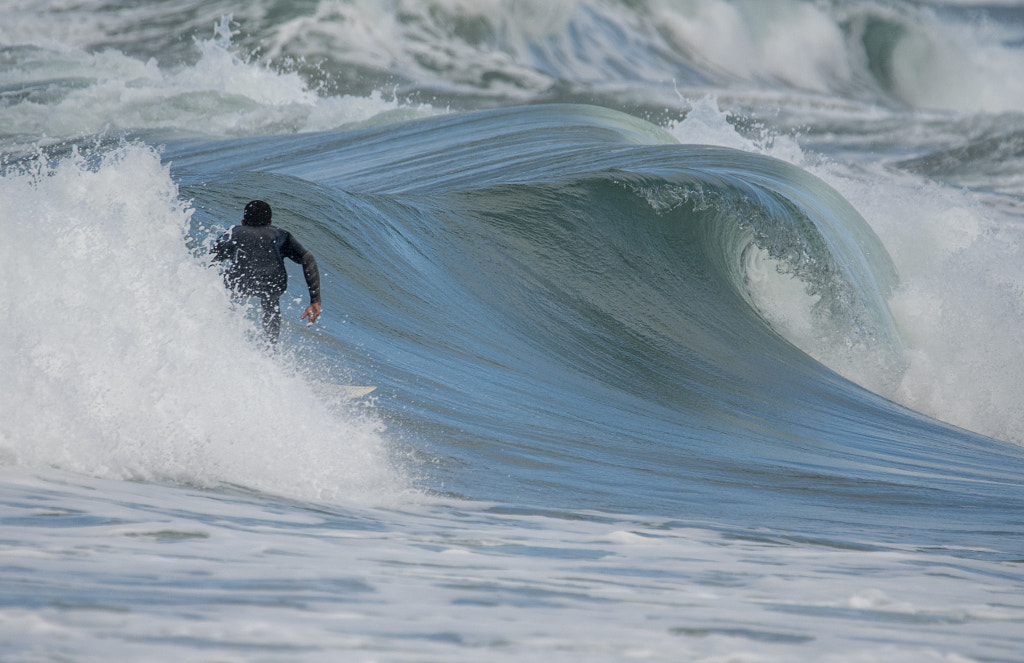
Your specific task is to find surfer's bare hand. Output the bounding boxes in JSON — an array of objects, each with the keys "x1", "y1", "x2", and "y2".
[{"x1": 302, "y1": 302, "x2": 321, "y2": 325}]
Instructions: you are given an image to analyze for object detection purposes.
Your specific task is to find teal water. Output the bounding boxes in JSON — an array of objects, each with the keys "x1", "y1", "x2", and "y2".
[{"x1": 3, "y1": 2, "x2": 1024, "y2": 661}]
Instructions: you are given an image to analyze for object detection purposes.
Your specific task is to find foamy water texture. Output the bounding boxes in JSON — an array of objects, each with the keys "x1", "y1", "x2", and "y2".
[
  {"x1": 654, "y1": 0, "x2": 1024, "y2": 112},
  {"x1": 0, "y1": 468, "x2": 1020, "y2": 663},
  {"x1": 833, "y1": 167, "x2": 1024, "y2": 445},
  {"x1": 3, "y1": 2, "x2": 1024, "y2": 661},
  {"x1": 0, "y1": 17, "x2": 411, "y2": 152},
  {"x1": 0, "y1": 146, "x2": 403, "y2": 501}
]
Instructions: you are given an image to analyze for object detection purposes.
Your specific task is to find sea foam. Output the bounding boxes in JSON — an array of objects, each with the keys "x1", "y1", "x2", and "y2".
[{"x1": 0, "y1": 144, "x2": 406, "y2": 502}]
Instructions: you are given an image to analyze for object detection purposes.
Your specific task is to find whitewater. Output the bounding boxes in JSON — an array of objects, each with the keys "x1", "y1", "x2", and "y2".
[{"x1": 2, "y1": 2, "x2": 1024, "y2": 661}]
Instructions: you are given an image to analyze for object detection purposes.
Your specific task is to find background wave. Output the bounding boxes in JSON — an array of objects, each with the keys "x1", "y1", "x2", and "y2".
[{"x1": 5, "y1": 1, "x2": 1023, "y2": 113}]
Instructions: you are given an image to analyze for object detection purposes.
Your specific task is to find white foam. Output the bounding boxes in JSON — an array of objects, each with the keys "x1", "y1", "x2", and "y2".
[
  {"x1": 652, "y1": 0, "x2": 1024, "y2": 114},
  {"x1": 885, "y1": 9, "x2": 1024, "y2": 113},
  {"x1": 850, "y1": 173, "x2": 1024, "y2": 445},
  {"x1": 0, "y1": 145, "x2": 406, "y2": 502},
  {"x1": 654, "y1": 0, "x2": 852, "y2": 94},
  {"x1": 0, "y1": 16, "x2": 414, "y2": 149}
]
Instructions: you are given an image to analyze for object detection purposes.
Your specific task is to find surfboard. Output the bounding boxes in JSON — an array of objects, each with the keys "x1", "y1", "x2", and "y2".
[
  {"x1": 340, "y1": 386, "x2": 376, "y2": 398},
  {"x1": 310, "y1": 383, "x2": 377, "y2": 402}
]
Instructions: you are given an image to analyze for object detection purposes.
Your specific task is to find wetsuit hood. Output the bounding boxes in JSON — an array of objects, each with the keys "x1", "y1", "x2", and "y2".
[{"x1": 242, "y1": 200, "x2": 272, "y2": 226}]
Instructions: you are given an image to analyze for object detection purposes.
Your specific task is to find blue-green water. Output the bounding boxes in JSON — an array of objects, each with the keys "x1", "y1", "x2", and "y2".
[{"x1": 3, "y1": 2, "x2": 1024, "y2": 661}]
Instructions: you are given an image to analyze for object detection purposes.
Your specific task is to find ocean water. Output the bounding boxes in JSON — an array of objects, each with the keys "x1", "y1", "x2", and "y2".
[{"x1": 3, "y1": 1, "x2": 1024, "y2": 661}]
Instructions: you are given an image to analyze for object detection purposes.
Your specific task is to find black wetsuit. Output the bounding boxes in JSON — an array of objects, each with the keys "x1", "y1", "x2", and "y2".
[{"x1": 211, "y1": 224, "x2": 321, "y2": 342}]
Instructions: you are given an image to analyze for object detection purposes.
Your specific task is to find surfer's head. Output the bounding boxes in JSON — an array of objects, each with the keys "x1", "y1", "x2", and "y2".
[{"x1": 242, "y1": 200, "x2": 272, "y2": 226}]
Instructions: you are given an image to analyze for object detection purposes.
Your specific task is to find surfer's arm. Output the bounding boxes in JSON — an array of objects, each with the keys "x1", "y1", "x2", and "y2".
[
  {"x1": 280, "y1": 232, "x2": 320, "y2": 303},
  {"x1": 281, "y1": 232, "x2": 321, "y2": 322},
  {"x1": 299, "y1": 251, "x2": 321, "y2": 324},
  {"x1": 300, "y1": 251, "x2": 321, "y2": 304}
]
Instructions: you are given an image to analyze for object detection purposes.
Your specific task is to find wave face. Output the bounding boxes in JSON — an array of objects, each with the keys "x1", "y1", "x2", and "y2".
[
  {"x1": 4, "y1": 2, "x2": 1024, "y2": 661},
  {"x1": 157, "y1": 103, "x2": 1023, "y2": 528}
]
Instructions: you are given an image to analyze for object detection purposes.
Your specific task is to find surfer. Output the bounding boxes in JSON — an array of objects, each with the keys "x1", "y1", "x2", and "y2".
[{"x1": 210, "y1": 200, "x2": 321, "y2": 343}]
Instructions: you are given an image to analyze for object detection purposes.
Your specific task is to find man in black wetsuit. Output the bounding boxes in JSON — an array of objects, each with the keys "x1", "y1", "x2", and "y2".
[{"x1": 211, "y1": 200, "x2": 321, "y2": 343}]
